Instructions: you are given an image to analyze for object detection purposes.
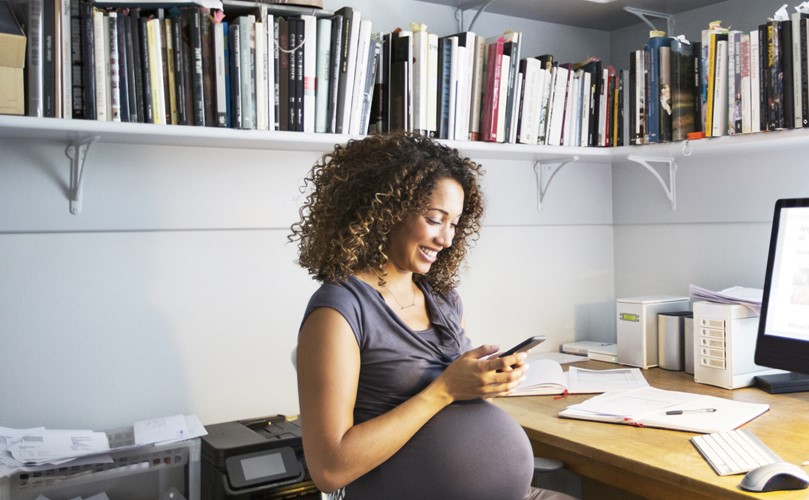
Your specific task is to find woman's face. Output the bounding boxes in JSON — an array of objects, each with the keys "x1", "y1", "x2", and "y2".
[{"x1": 388, "y1": 177, "x2": 465, "y2": 275}]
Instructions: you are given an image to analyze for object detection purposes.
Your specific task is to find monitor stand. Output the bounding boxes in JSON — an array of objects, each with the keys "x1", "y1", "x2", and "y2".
[{"x1": 754, "y1": 372, "x2": 809, "y2": 394}]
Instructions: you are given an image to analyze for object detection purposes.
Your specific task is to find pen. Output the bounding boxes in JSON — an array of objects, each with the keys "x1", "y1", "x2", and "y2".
[{"x1": 666, "y1": 408, "x2": 717, "y2": 415}]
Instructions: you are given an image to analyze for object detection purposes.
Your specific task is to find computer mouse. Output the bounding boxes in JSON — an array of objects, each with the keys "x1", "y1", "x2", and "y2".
[{"x1": 739, "y1": 462, "x2": 809, "y2": 492}]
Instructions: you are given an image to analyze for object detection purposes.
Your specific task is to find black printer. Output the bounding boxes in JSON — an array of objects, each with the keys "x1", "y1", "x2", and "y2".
[{"x1": 201, "y1": 415, "x2": 321, "y2": 499}]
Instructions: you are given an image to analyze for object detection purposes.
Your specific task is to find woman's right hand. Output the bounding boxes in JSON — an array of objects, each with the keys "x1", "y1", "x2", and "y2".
[{"x1": 430, "y1": 344, "x2": 529, "y2": 401}]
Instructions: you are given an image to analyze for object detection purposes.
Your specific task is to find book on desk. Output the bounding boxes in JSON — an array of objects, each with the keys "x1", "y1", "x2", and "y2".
[
  {"x1": 558, "y1": 386, "x2": 770, "y2": 433},
  {"x1": 508, "y1": 358, "x2": 649, "y2": 396}
]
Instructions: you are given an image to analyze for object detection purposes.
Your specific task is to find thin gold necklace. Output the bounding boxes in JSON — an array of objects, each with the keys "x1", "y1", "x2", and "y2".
[{"x1": 384, "y1": 281, "x2": 417, "y2": 310}]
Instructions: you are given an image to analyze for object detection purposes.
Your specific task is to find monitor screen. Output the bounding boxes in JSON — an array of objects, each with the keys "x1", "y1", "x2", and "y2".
[{"x1": 754, "y1": 198, "x2": 809, "y2": 393}]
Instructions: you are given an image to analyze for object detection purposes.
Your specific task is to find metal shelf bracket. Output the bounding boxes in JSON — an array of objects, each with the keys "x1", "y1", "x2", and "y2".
[
  {"x1": 532, "y1": 156, "x2": 579, "y2": 212},
  {"x1": 626, "y1": 155, "x2": 677, "y2": 210},
  {"x1": 66, "y1": 136, "x2": 99, "y2": 215}
]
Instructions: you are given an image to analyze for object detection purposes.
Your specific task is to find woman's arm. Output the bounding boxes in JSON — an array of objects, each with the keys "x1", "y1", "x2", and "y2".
[{"x1": 296, "y1": 307, "x2": 527, "y2": 492}]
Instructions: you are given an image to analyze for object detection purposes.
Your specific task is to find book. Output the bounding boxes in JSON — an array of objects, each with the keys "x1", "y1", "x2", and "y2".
[
  {"x1": 213, "y1": 18, "x2": 228, "y2": 127},
  {"x1": 480, "y1": 36, "x2": 504, "y2": 142},
  {"x1": 314, "y1": 16, "x2": 331, "y2": 133},
  {"x1": 334, "y1": 6, "x2": 360, "y2": 134},
  {"x1": 300, "y1": 14, "x2": 316, "y2": 133},
  {"x1": 670, "y1": 37, "x2": 696, "y2": 141},
  {"x1": 325, "y1": 14, "x2": 343, "y2": 133},
  {"x1": 645, "y1": 31, "x2": 671, "y2": 143},
  {"x1": 559, "y1": 386, "x2": 770, "y2": 434},
  {"x1": 388, "y1": 30, "x2": 411, "y2": 132},
  {"x1": 347, "y1": 17, "x2": 372, "y2": 135},
  {"x1": 508, "y1": 359, "x2": 648, "y2": 396}
]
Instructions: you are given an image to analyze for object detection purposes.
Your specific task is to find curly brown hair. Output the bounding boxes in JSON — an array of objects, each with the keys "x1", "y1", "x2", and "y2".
[{"x1": 289, "y1": 132, "x2": 485, "y2": 295}]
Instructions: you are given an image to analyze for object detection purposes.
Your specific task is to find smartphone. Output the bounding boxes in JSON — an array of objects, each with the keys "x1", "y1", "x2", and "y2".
[{"x1": 497, "y1": 335, "x2": 546, "y2": 357}]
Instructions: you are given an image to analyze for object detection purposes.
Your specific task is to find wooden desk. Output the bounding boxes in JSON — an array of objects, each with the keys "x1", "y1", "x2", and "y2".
[{"x1": 493, "y1": 361, "x2": 809, "y2": 500}]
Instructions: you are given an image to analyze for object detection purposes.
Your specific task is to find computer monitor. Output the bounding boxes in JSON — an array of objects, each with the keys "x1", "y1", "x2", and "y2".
[{"x1": 753, "y1": 198, "x2": 809, "y2": 394}]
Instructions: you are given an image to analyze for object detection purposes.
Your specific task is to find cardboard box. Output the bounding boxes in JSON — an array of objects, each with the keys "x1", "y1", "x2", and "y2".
[
  {"x1": 0, "y1": 0, "x2": 26, "y2": 69},
  {"x1": 0, "y1": 65, "x2": 23, "y2": 115}
]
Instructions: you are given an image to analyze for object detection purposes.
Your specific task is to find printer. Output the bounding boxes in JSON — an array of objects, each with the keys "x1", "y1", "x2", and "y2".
[{"x1": 201, "y1": 415, "x2": 321, "y2": 499}]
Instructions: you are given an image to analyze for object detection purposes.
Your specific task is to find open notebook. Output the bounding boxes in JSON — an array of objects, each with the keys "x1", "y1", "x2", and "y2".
[
  {"x1": 508, "y1": 358, "x2": 648, "y2": 396},
  {"x1": 558, "y1": 386, "x2": 770, "y2": 433}
]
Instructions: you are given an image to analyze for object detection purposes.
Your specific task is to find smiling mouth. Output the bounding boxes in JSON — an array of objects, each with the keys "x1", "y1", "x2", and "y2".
[{"x1": 420, "y1": 246, "x2": 438, "y2": 261}]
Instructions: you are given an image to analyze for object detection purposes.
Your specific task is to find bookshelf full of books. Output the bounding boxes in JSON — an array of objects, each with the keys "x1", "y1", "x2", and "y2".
[{"x1": 5, "y1": 1, "x2": 809, "y2": 166}]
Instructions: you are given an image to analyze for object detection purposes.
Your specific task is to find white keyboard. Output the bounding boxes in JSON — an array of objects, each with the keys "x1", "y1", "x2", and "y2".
[{"x1": 691, "y1": 429, "x2": 782, "y2": 476}]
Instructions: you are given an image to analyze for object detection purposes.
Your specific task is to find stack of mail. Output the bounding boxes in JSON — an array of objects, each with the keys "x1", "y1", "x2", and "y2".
[{"x1": 689, "y1": 284, "x2": 762, "y2": 314}]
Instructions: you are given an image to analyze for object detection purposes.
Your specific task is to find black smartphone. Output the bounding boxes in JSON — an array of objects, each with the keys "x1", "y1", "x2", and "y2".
[{"x1": 497, "y1": 335, "x2": 546, "y2": 357}]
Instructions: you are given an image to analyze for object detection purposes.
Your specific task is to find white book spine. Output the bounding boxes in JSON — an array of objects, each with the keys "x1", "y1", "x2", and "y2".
[
  {"x1": 517, "y1": 58, "x2": 539, "y2": 144},
  {"x1": 426, "y1": 33, "x2": 439, "y2": 135},
  {"x1": 749, "y1": 30, "x2": 760, "y2": 132},
  {"x1": 60, "y1": 0, "x2": 72, "y2": 118},
  {"x1": 238, "y1": 16, "x2": 255, "y2": 130},
  {"x1": 453, "y1": 44, "x2": 470, "y2": 141},
  {"x1": 537, "y1": 67, "x2": 551, "y2": 144},
  {"x1": 301, "y1": 14, "x2": 316, "y2": 133},
  {"x1": 266, "y1": 14, "x2": 275, "y2": 131},
  {"x1": 214, "y1": 22, "x2": 228, "y2": 127},
  {"x1": 411, "y1": 29, "x2": 429, "y2": 134},
  {"x1": 740, "y1": 33, "x2": 752, "y2": 134},
  {"x1": 711, "y1": 39, "x2": 728, "y2": 137},
  {"x1": 495, "y1": 52, "x2": 509, "y2": 142},
  {"x1": 254, "y1": 20, "x2": 267, "y2": 130},
  {"x1": 792, "y1": 12, "x2": 803, "y2": 129},
  {"x1": 580, "y1": 70, "x2": 592, "y2": 146},
  {"x1": 92, "y1": 8, "x2": 108, "y2": 121},
  {"x1": 348, "y1": 18, "x2": 372, "y2": 134},
  {"x1": 508, "y1": 69, "x2": 521, "y2": 143},
  {"x1": 314, "y1": 17, "x2": 331, "y2": 133}
]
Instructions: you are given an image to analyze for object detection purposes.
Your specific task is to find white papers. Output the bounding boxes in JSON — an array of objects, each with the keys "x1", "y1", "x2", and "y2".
[
  {"x1": 509, "y1": 359, "x2": 648, "y2": 396},
  {"x1": 689, "y1": 284, "x2": 762, "y2": 314},
  {"x1": 134, "y1": 414, "x2": 206, "y2": 446},
  {"x1": 559, "y1": 386, "x2": 770, "y2": 433},
  {"x1": 566, "y1": 366, "x2": 649, "y2": 393},
  {"x1": 6, "y1": 429, "x2": 110, "y2": 466}
]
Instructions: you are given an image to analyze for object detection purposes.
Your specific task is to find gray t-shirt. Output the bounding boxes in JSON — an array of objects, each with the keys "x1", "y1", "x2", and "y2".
[{"x1": 302, "y1": 276, "x2": 534, "y2": 499}]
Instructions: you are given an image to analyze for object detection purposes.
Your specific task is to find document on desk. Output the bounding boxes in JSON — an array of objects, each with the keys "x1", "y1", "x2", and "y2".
[
  {"x1": 508, "y1": 359, "x2": 648, "y2": 396},
  {"x1": 558, "y1": 386, "x2": 770, "y2": 433}
]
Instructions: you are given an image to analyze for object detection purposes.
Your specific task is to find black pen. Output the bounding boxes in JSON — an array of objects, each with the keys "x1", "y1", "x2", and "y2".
[{"x1": 665, "y1": 408, "x2": 717, "y2": 415}]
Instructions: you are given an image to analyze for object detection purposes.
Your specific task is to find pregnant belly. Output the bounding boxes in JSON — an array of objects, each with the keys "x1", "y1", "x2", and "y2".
[{"x1": 346, "y1": 399, "x2": 534, "y2": 500}]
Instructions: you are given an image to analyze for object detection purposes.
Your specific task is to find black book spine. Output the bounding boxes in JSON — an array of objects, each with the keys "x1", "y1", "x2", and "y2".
[
  {"x1": 334, "y1": 6, "x2": 353, "y2": 133},
  {"x1": 129, "y1": 8, "x2": 144, "y2": 122},
  {"x1": 278, "y1": 17, "x2": 289, "y2": 130},
  {"x1": 766, "y1": 21, "x2": 784, "y2": 130},
  {"x1": 43, "y1": 0, "x2": 56, "y2": 117},
  {"x1": 229, "y1": 22, "x2": 241, "y2": 128},
  {"x1": 436, "y1": 36, "x2": 450, "y2": 138},
  {"x1": 325, "y1": 14, "x2": 342, "y2": 133},
  {"x1": 389, "y1": 33, "x2": 410, "y2": 133},
  {"x1": 779, "y1": 19, "x2": 794, "y2": 128},
  {"x1": 287, "y1": 17, "x2": 298, "y2": 131},
  {"x1": 116, "y1": 10, "x2": 130, "y2": 122},
  {"x1": 170, "y1": 11, "x2": 187, "y2": 125},
  {"x1": 138, "y1": 15, "x2": 153, "y2": 123},
  {"x1": 189, "y1": 7, "x2": 204, "y2": 125},
  {"x1": 199, "y1": 7, "x2": 215, "y2": 127},
  {"x1": 272, "y1": 16, "x2": 280, "y2": 130},
  {"x1": 80, "y1": 0, "x2": 95, "y2": 120},
  {"x1": 70, "y1": 0, "x2": 84, "y2": 119}
]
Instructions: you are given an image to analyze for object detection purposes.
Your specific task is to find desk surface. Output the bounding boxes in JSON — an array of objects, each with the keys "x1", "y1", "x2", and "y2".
[{"x1": 493, "y1": 361, "x2": 809, "y2": 500}]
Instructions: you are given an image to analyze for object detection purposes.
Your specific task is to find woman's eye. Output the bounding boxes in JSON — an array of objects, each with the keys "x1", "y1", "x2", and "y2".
[{"x1": 426, "y1": 218, "x2": 441, "y2": 225}]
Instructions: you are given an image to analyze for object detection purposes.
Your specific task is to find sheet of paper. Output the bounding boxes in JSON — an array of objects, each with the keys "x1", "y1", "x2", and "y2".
[
  {"x1": 6, "y1": 429, "x2": 110, "y2": 465},
  {"x1": 133, "y1": 414, "x2": 207, "y2": 446},
  {"x1": 565, "y1": 386, "x2": 697, "y2": 417},
  {"x1": 567, "y1": 366, "x2": 649, "y2": 393}
]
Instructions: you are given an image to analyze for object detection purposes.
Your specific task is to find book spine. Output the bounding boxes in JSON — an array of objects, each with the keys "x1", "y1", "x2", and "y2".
[
  {"x1": 214, "y1": 20, "x2": 228, "y2": 127},
  {"x1": 670, "y1": 40, "x2": 695, "y2": 142},
  {"x1": 185, "y1": 8, "x2": 202, "y2": 125},
  {"x1": 27, "y1": 0, "x2": 44, "y2": 117},
  {"x1": 43, "y1": 0, "x2": 56, "y2": 117},
  {"x1": 146, "y1": 17, "x2": 166, "y2": 124},
  {"x1": 60, "y1": 0, "x2": 72, "y2": 118},
  {"x1": 277, "y1": 17, "x2": 288, "y2": 131},
  {"x1": 200, "y1": 7, "x2": 215, "y2": 126},
  {"x1": 130, "y1": 8, "x2": 144, "y2": 122},
  {"x1": 658, "y1": 45, "x2": 672, "y2": 142},
  {"x1": 292, "y1": 17, "x2": 303, "y2": 131},
  {"x1": 164, "y1": 17, "x2": 177, "y2": 124},
  {"x1": 229, "y1": 21, "x2": 242, "y2": 128},
  {"x1": 115, "y1": 10, "x2": 130, "y2": 122},
  {"x1": 108, "y1": 11, "x2": 121, "y2": 122},
  {"x1": 70, "y1": 0, "x2": 85, "y2": 119},
  {"x1": 92, "y1": 7, "x2": 108, "y2": 121},
  {"x1": 170, "y1": 11, "x2": 186, "y2": 124},
  {"x1": 711, "y1": 39, "x2": 728, "y2": 136},
  {"x1": 301, "y1": 14, "x2": 316, "y2": 133},
  {"x1": 779, "y1": 19, "x2": 794, "y2": 129},
  {"x1": 314, "y1": 17, "x2": 331, "y2": 133},
  {"x1": 749, "y1": 30, "x2": 760, "y2": 133},
  {"x1": 254, "y1": 19, "x2": 267, "y2": 130},
  {"x1": 358, "y1": 38, "x2": 380, "y2": 135}
]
